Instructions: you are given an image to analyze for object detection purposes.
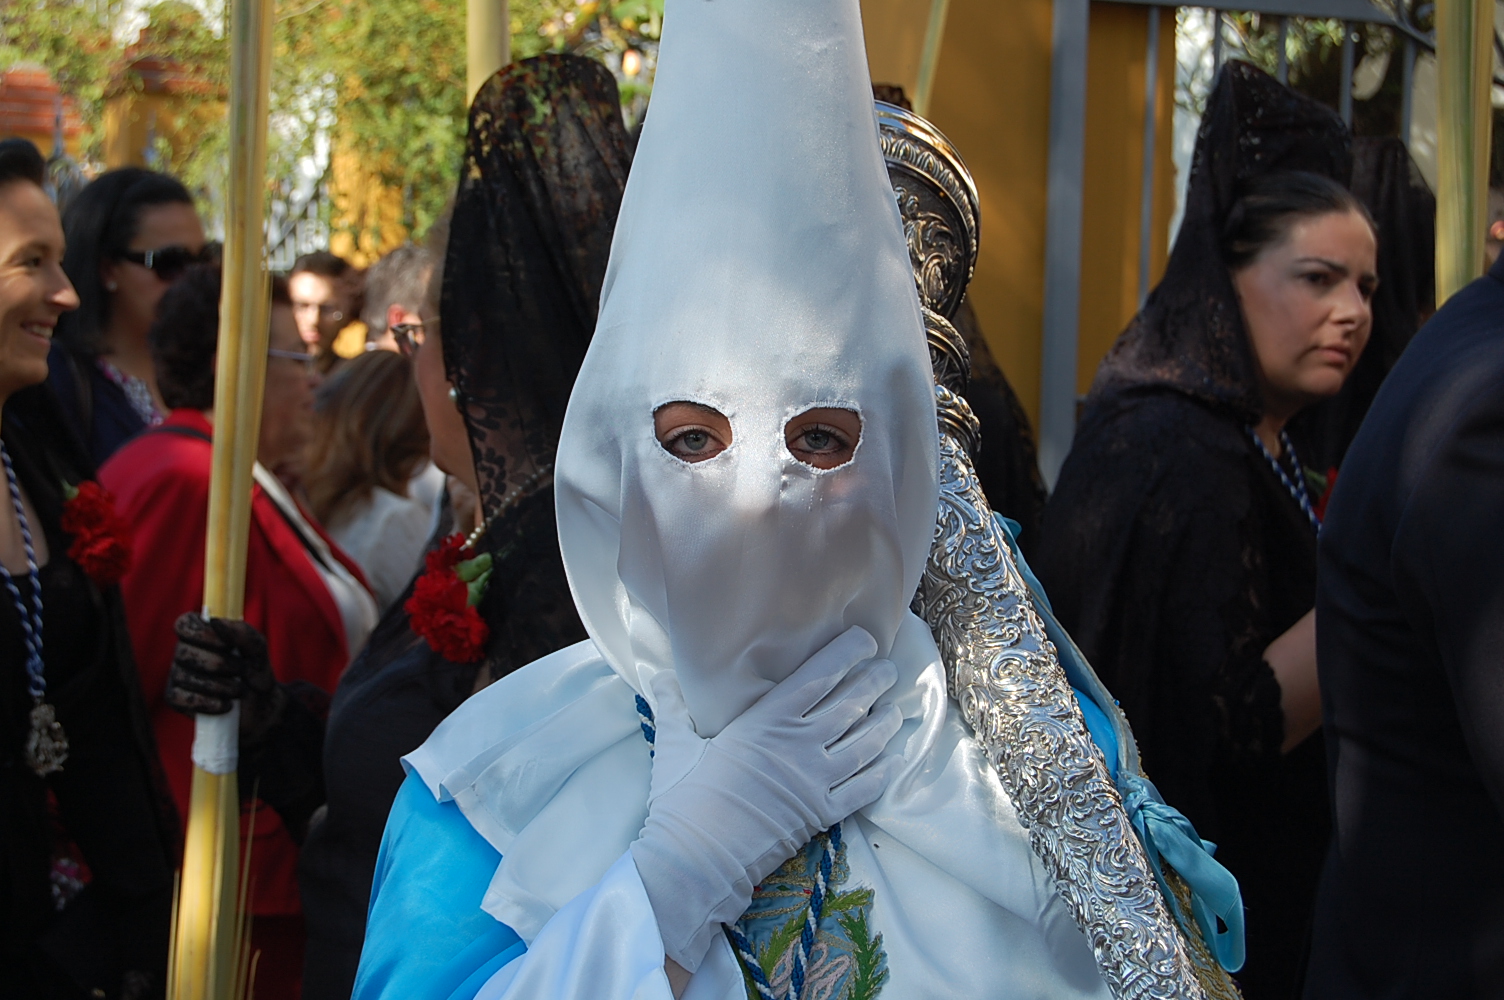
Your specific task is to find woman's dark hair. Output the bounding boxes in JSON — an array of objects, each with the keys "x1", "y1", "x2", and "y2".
[
  {"x1": 1221, "y1": 170, "x2": 1375, "y2": 270},
  {"x1": 304, "y1": 350, "x2": 429, "y2": 528},
  {"x1": 55, "y1": 168, "x2": 195, "y2": 354},
  {"x1": 0, "y1": 139, "x2": 45, "y2": 190},
  {"x1": 150, "y1": 263, "x2": 292, "y2": 411}
]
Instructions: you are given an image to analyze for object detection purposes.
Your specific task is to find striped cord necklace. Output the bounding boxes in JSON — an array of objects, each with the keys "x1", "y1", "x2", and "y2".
[{"x1": 1246, "y1": 426, "x2": 1321, "y2": 533}]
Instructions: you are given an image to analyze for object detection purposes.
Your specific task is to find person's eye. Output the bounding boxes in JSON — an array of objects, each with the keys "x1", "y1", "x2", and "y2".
[
  {"x1": 655, "y1": 402, "x2": 732, "y2": 463},
  {"x1": 790, "y1": 425, "x2": 846, "y2": 455},
  {"x1": 675, "y1": 429, "x2": 710, "y2": 453},
  {"x1": 665, "y1": 426, "x2": 725, "y2": 461}
]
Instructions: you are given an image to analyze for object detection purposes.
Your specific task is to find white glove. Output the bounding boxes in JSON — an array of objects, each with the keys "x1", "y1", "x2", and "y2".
[{"x1": 629, "y1": 625, "x2": 903, "y2": 972}]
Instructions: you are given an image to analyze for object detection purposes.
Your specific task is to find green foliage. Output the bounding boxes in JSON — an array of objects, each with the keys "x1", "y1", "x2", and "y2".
[
  {"x1": 6, "y1": 0, "x2": 663, "y2": 248},
  {"x1": 836, "y1": 906, "x2": 889, "y2": 1000},
  {"x1": 1223, "y1": 2, "x2": 1430, "y2": 140},
  {"x1": 0, "y1": 0, "x2": 124, "y2": 159}
]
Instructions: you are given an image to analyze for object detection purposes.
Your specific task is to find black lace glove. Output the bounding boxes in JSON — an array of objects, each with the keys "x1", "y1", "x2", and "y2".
[{"x1": 165, "y1": 613, "x2": 286, "y2": 745}]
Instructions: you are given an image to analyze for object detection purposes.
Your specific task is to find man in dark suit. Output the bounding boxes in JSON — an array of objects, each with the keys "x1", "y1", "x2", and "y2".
[{"x1": 1306, "y1": 253, "x2": 1504, "y2": 998}]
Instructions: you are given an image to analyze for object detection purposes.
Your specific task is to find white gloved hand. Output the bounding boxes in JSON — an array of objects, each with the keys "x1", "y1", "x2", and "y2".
[{"x1": 629, "y1": 625, "x2": 903, "y2": 972}]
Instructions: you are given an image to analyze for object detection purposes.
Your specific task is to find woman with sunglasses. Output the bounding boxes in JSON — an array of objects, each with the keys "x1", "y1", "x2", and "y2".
[{"x1": 47, "y1": 168, "x2": 207, "y2": 466}]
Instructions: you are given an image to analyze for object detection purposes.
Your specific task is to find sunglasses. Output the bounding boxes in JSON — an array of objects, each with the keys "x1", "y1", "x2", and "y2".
[
  {"x1": 391, "y1": 321, "x2": 426, "y2": 358},
  {"x1": 118, "y1": 245, "x2": 212, "y2": 282}
]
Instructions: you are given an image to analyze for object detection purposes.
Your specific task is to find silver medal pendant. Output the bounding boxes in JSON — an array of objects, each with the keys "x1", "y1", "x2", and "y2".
[{"x1": 25, "y1": 698, "x2": 68, "y2": 776}]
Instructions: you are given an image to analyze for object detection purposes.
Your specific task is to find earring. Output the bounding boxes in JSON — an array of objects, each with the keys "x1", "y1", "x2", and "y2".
[
  {"x1": 105, "y1": 281, "x2": 118, "y2": 292},
  {"x1": 448, "y1": 386, "x2": 461, "y2": 409}
]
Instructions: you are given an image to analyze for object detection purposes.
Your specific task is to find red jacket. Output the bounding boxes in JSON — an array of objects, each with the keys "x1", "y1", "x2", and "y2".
[{"x1": 100, "y1": 409, "x2": 369, "y2": 915}]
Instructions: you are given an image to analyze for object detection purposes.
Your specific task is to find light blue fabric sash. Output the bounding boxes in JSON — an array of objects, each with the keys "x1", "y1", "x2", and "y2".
[
  {"x1": 997, "y1": 516, "x2": 1246, "y2": 973},
  {"x1": 354, "y1": 775, "x2": 527, "y2": 1000},
  {"x1": 1120, "y1": 774, "x2": 1246, "y2": 972}
]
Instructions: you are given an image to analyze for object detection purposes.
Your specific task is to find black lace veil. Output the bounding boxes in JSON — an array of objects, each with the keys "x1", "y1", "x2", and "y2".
[
  {"x1": 1090, "y1": 61, "x2": 1352, "y2": 423},
  {"x1": 355, "y1": 53, "x2": 629, "y2": 687},
  {"x1": 442, "y1": 53, "x2": 634, "y2": 515}
]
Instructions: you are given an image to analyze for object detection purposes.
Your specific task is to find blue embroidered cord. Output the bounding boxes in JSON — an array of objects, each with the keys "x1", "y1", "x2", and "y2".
[
  {"x1": 0, "y1": 443, "x2": 45, "y2": 697},
  {"x1": 726, "y1": 922, "x2": 780, "y2": 1000},
  {"x1": 634, "y1": 694, "x2": 656, "y2": 758},
  {"x1": 789, "y1": 824, "x2": 839, "y2": 998},
  {"x1": 635, "y1": 692, "x2": 836, "y2": 999},
  {"x1": 1246, "y1": 426, "x2": 1321, "y2": 532}
]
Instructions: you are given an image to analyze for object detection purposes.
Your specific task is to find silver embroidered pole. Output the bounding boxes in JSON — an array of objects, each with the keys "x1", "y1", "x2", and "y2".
[
  {"x1": 914, "y1": 381, "x2": 1215, "y2": 1000},
  {"x1": 878, "y1": 99, "x2": 1240, "y2": 1000}
]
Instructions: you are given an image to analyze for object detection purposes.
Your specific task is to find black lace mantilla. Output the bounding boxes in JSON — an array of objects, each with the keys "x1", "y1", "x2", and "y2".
[{"x1": 441, "y1": 53, "x2": 633, "y2": 519}]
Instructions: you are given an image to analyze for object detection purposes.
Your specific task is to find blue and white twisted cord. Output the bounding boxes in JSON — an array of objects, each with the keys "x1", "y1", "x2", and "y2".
[
  {"x1": 1246, "y1": 426, "x2": 1321, "y2": 533},
  {"x1": 636, "y1": 693, "x2": 838, "y2": 1000},
  {"x1": 635, "y1": 694, "x2": 656, "y2": 758},
  {"x1": 0, "y1": 443, "x2": 45, "y2": 697}
]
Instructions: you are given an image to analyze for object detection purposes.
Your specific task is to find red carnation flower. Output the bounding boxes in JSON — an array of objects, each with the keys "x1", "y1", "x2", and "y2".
[
  {"x1": 69, "y1": 531, "x2": 133, "y2": 587},
  {"x1": 424, "y1": 533, "x2": 467, "y2": 574},
  {"x1": 60, "y1": 481, "x2": 134, "y2": 587},
  {"x1": 405, "y1": 539, "x2": 490, "y2": 663}
]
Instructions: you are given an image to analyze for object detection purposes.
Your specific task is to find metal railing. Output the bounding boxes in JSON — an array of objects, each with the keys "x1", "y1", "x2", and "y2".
[{"x1": 266, "y1": 177, "x2": 329, "y2": 272}]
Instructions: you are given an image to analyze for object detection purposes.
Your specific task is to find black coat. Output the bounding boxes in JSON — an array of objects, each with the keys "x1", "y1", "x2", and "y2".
[
  {"x1": 0, "y1": 385, "x2": 178, "y2": 1000},
  {"x1": 1036, "y1": 388, "x2": 1328, "y2": 1000},
  {"x1": 1304, "y1": 255, "x2": 1504, "y2": 999}
]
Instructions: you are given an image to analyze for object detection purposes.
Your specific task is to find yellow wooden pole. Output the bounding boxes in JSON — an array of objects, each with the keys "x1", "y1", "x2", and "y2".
[
  {"x1": 167, "y1": 0, "x2": 273, "y2": 993},
  {"x1": 913, "y1": 0, "x2": 952, "y2": 119},
  {"x1": 467, "y1": 0, "x2": 511, "y2": 102},
  {"x1": 1435, "y1": 0, "x2": 1494, "y2": 303}
]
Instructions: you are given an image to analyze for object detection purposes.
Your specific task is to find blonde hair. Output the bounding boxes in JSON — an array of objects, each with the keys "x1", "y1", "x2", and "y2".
[{"x1": 304, "y1": 350, "x2": 430, "y2": 528}]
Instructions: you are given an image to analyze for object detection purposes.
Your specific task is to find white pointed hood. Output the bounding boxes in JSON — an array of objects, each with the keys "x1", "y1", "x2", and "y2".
[{"x1": 555, "y1": 0, "x2": 938, "y2": 736}]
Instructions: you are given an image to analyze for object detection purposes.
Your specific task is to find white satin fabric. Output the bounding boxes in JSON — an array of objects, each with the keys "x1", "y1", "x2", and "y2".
[{"x1": 401, "y1": 0, "x2": 1108, "y2": 995}]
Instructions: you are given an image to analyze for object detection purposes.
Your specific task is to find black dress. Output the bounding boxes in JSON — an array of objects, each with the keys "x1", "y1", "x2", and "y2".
[
  {"x1": 952, "y1": 297, "x2": 1047, "y2": 546},
  {"x1": 297, "y1": 489, "x2": 585, "y2": 998},
  {"x1": 0, "y1": 386, "x2": 178, "y2": 1000},
  {"x1": 1035, "y1": 62, "x2": 1353, "y2": 1000},
  {"x1": 45, "y1": 343, "x2": 151, "y2": 468},
  {"x1": 1037, "y1": 389, "x2": 1327, "y2": 1000}
]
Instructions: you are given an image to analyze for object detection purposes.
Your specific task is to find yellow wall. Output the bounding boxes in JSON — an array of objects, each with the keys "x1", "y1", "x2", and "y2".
[
  {"x1": 1078, "y1": 3, "x2": 1176, "y2": 395},
  {"x1": 859, "y1": 0, "x2": 1176, "y2": 424},
  {"x1": 862, "y1": 0, "x2": 932, "y2": 92},
  {"x1": 1, "y1": 129, "x2": 79, "y2": 159}
]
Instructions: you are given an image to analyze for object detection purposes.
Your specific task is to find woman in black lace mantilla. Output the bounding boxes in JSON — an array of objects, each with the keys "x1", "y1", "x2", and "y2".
[{"x1": 1036, "y1": 62, "x2": 1377, "y2": 999}]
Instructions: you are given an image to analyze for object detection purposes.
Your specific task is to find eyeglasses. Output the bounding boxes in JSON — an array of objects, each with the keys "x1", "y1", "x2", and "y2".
[
  {"x1": 267, "y1": 347, "x2": 317, "y2": 372},
  {"x1": 292, "y1": 301, "x2": 345, "y2": 322},
  {"x1": 391, "y1": 321, "x2": 425, "y2": 357},
  {"x1": 118, "y1": 245, "x2": 211, "y2": 282}
]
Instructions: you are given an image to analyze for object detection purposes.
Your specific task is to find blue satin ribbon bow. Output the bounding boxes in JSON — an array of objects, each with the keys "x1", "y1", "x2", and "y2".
[
  {"x1": 995, "y1": 515, "x2": 1246, "y2": 974},
  {"x1": 1120, "y1": 773, "x2": 1246, "y2": 973}
]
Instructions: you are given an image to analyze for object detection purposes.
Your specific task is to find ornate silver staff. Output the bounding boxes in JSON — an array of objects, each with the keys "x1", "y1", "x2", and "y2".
[{"x1": 878, "y1": 101, "x2": 1243, "y2": 1000}]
